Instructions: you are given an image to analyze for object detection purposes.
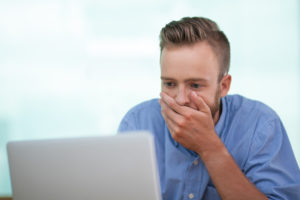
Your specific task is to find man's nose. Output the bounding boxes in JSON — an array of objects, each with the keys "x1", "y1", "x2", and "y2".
[{"x1": 175, "y1": 87, "x2": 189, "y2": 106}]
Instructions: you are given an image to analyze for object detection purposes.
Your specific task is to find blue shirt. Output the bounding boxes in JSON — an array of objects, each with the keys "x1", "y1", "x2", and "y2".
[{"x1": 118, "y1": 95, "x2": 300, "y2": 200}]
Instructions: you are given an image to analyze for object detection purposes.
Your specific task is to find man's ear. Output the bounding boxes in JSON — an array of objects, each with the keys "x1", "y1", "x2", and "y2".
[{"x1": 220, "y1": 75, "x2": 232, "y2": 98}]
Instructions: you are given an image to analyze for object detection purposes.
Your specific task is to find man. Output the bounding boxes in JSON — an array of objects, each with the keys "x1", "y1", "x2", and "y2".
[{"x1": 118, "y1": 17, "x2": 300, "y2": 199}]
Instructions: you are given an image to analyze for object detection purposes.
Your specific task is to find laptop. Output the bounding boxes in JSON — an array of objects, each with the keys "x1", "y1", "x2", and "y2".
[{"x1": 7, "y1": 132, "x2": 161, "y2": 200}]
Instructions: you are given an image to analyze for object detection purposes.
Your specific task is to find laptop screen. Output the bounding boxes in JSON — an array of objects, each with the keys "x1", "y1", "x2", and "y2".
[{"x1": 7, "y1": 132, "x2": 161, "y2": 200}]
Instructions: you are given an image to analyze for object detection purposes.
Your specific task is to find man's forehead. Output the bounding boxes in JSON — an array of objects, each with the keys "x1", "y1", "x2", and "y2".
[
  {"x1": 160, "y1": 41, "x2": 219, "y2": 80},
  {"x1": 161, "y1": 41, "x2": 212, "y2": 53},
  {"x1": 161, "y1": 42, "x2": 217, "y2": 63}
]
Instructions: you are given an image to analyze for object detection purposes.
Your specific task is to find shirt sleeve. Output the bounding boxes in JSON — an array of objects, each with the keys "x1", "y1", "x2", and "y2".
[{"x1": 244, "y1": 118, "x2": 300, "y2": 199}]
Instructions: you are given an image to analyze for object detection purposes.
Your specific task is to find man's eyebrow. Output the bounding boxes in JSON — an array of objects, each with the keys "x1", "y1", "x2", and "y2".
[{"x1": 161, "y1": 76, "x2": 174, "y2": 80}]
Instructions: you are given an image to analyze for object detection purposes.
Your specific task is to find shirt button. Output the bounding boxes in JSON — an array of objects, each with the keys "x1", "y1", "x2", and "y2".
[
  {"x1": 188, "y1": 193, "x2": 194, "y2": 199},
  {"x1": 193, "y1": 160, "x2": 199, "y2": 166}
]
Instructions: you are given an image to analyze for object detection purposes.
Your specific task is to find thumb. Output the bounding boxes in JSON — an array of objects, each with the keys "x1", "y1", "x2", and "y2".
[{"x1": 190, "y1": 92, "x2": 210, "y2": 113}]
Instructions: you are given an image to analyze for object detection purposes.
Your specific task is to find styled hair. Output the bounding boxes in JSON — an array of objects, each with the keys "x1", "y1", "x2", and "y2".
[{"x1": 159, "y1": 17, "x2": 230, "y2": 81}]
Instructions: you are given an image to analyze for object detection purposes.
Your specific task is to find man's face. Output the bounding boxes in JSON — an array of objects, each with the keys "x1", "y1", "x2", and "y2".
[{"x1": 160, "y1": 41, "x2": 226, "y2": 120}]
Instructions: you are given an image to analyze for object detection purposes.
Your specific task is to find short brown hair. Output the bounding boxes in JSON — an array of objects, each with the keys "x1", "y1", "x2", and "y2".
[{"x1": 159, "y1": 17, "x2": 230, "y2": 81}]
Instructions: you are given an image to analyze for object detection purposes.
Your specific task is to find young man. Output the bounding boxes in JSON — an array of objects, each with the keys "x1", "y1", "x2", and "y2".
[{"x1": 118, "y1": 17, "x2": 300, "y2": 200}]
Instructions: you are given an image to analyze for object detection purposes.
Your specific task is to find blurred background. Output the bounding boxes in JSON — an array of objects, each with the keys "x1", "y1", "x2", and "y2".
[{"x1": 0, "y1": 0, "x2": 299, "y2": 196}]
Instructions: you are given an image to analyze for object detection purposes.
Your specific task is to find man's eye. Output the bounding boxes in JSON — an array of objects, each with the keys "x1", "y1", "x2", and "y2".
[
  {"x1": 164, "y1": 82, "x2": 175, "y2": 87},
  {"x1": 191, "y1": 83, "x2": 200, "y2": 88}
]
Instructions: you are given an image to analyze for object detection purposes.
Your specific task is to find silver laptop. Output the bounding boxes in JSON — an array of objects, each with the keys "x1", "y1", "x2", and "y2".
[{"x1": 7, "y1": 132, "x2": 161, "y2": 200}]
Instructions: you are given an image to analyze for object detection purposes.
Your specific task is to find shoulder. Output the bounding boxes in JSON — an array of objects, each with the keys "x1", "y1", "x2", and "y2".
[
  {"x1": 224, "y1": 94, "x2": 279, "y2": 123},
  {"x1": 221, "y1": 95, "x2": 285, "y2": 167},
  {"x1": 227, "y1": 96, "x2": 300, "y2": 197},
  {"x1": 118, "y1": 98, "x2": 164, "y2": 131},
  {"x1": 123, "y1": 98, "x2": 161, "y2": 119}
]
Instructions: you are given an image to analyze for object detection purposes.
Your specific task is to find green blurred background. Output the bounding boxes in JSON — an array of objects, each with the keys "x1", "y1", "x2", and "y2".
[{"x1": 0, "y1": 0, "x2": 299, "y2": 196}]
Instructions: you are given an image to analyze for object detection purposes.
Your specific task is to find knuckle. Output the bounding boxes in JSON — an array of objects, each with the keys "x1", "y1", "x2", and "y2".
[
  {"x1": 185, "y1": 112, "x2": 193, "y2": 120},
  {"x1": 173, "y1": 126, "x2": 181, "y2": 135},
  {"x1": 177, "y1": 119, "x2": 186, "y2": 127},
  {"x1": 169, "y1": 101, "x2": 176, "y2": 108}
]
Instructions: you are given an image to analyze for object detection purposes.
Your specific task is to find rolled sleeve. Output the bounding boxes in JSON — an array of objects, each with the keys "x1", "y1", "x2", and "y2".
[{"x1": 244, "y1": 118, "x2": 300, "y2": 199}]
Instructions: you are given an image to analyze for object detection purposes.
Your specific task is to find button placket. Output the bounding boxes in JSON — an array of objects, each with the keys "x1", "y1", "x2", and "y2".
[{"x1": 188, "y1": 193, "x2": 195, "y2": 199}]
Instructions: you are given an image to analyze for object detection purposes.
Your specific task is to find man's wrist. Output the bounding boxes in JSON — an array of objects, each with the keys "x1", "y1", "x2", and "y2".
[{"x1": 195, "y1": 132, "x2": 228, "y2": 161}]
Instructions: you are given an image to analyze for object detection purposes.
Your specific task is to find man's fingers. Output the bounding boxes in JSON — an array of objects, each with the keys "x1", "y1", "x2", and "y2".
[
  {"x1": 159, "y1": 99, "x2": 182, "y2": 136},
  {"x1": 161, "y1": 111, "x2": 177, "y2": 135},
  {"x1": 190, "y1": 92, "x2": 211, "y2": 113},
  {"x1": 160, "y1": 92, "x2": 187, "y2": 115},
  {"x1": 160, "y1": 98, "x2": 182, "y2": 123}
]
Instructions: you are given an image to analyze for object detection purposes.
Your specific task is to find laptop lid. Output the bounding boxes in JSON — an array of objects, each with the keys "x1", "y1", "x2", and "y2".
[{"x1": 7, "y1": 132, "x2": 161, "y2": 200}]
